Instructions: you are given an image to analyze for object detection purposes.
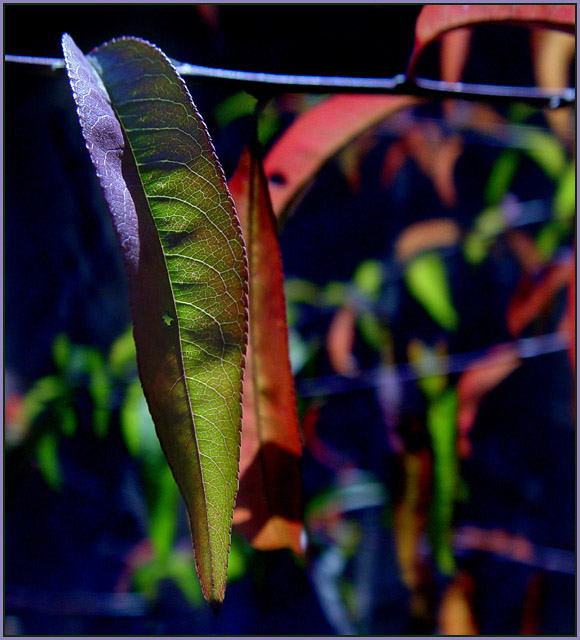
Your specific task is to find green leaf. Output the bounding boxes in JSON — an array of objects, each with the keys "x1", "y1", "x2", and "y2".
[
  {"x1": 426, "y1": 388, "x2": 458, "y2": 575},
  {"x1": 85, "y1": 349, "x2": 111, "y2": 439},
  {"x1": 524, "y1": 130, "x2": 567, "y2": 181},
  {"x1": 63, "y1": 34, "x2": 248, "y2": 607},
  {"x1": 554, "y1": 161, "x2": 576, "y2": 221},
  {"x1": 214, "y1": 92, "x2": 258, "y2": 128},
  {"x1": 22, "y1": 376, "x2": 63, "y2": 427},
  {"x1": 35, "y1": 431, "x2": 63, "y2": 490},
  {"x1": 404, "y1": 252, "x2": 459, "y2": 332},
  {"x1": 149, "y1": 464, "x2": 180, "y2": 559},
  {"x1": 52, "y1": 333, "x2": 72, "y2": 372},
  {"x1": 352, "y1": 259, "x2": 384, "y2": 301},
  {"x1": 484, "y1": 149, "x2": 520, "y2": 206},
  {"x1": 108, "y1": 327, "x2": 138, "y2": 379}
]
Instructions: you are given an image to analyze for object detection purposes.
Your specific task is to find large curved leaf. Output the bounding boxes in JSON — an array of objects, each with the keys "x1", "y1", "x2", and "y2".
[
  {"x1": 263, "y1": 94, "x2": 419, "y2": 219},
  {"x1": 408, "y1": 4, "x2": 575, "y2": 77},
  {"x1": 62, "y1": 34, "x2": 248, "y2": 607},
  {"x1": 228, "y1": 147, "x2": 303, "y2": 555}
]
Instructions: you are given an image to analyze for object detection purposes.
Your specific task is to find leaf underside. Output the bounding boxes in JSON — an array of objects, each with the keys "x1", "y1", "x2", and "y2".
[
  {"x1": 62, "y1": 34, "x2": 248, "y2": 606},
  {"x1": 229, "y1": 147, "x2": 303, "y2": 555}
]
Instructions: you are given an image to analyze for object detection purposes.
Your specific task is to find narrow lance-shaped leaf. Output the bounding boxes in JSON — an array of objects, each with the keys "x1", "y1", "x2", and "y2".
[
  {"x1": 62, "y1": 35, "x2": 248, "y2": 608},
  {"x1": 228, "y1": 147, "x2": 303, "y2": 555}
]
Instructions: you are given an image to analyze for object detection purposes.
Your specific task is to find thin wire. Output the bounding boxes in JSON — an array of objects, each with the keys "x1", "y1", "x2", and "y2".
[
  {"x1": 296, "y1": 332, "x2": 570, "y2": 398},
  {"x1": 4, "y1": 54, "x2": 575, "y2": 106}
]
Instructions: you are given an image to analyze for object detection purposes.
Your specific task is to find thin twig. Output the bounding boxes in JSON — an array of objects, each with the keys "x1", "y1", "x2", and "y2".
[{"x1": 4, "y1": 54, "x2": 575, "y2": 106}]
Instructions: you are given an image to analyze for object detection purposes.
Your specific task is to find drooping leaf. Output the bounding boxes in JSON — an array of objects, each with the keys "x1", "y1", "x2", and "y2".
[
  {"x1": 263, "y1": 95, "x2": 419, "y2": 218},
  {"x1": 395, "y1": 219, "x2": 461, "y2": 263},
  {"x1": 531, "y1": 29, "x2": 575, "y2": 144},
  {"x1": 326, "y1": 305, "x2": 359, "y2": 377},
  {"x1": 62, "y1": 35, "x2": 248, "y2": 607},
  {"x1": 381, "y1": 122, "x2": 463, "y2": 208},
  {"x1": 404, "y1": 253, "x2": 459, "y2": 332},
  {"x1": 35, "y1": 431, "x2": 63, "y2": 490},
  {"x1": 393, "y1": 448, "x2": 432, "y2": 590},
  {"x1": 507, "y1": 258, "x2": 573, "y2": 336},
  {"x1": 408, "y1": 4, "x2": 575, "y2": 77},
  {"x1": 456, "y1": 345, "x2": 521, "y2": 458},
  {"x1": 426, "y1": 387, "x2": 458, "y2": 575},
  {"x1": 438, "y1": 571, "x2": 479, "y2": 635},
  {"x1": 228, "y1": 147, "x2": 303, "y2": 555},
  {"x1": 439, "y1": 26, "x2": 472, "y2": 84},
  {"x1": 484, "y1": 149, "x2": 520, "y2": 207},
  {"x1": 553, "y1": 161, "x2": 576, "y2": 222}
]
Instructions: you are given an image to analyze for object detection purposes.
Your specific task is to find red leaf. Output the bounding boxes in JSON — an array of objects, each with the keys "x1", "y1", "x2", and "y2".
[
  {"x1": 395, "y1": 218, "x2": 461, "y2": 263},
  {"x1": 264, "y1": 94, "x2": 419, "y2": 218},
  {"x1": 438, "y1": 571, "x2": 479, "y2": 635},
  {"x1": 229, "y1": 147, "x2": 303, "y2": 555},
  {"x1": 507, "y1": 258, "x2": 573, "y2": 337},
  {"x1": 456, "y1": 345, "x2": 521, "y2": 458},
  {"x1": 408, "y1": 4, "x2": 575, "y2": 77},
  {"x1": 326, "y1": 305, "x2": 358, "y2": 376},
  {"x1": 531, "y1": 29, "x2": 575, "y2": 145}
]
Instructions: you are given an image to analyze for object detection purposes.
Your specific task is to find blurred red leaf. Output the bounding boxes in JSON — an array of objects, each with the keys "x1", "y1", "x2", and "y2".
[
  {"x1": 394, "y1": 449, "x2": 432, "y2": 591},
  {"x1": 531, "y1": 29, "x2": 575, "y2": 145},
  {"x1": 395, "y1": 218, "x2": 461, "y2": 263},
  {"x1": 507, "y1": 257, "x2": 573, "y2": 337},
  {"x1": 456, "y1": 345, "x2": 521, "y2": 458},
  {"x1": 408, "y1": 4, "x2": 575, "y2": 77},
  {"x1": 326, "y1": 305, "x2": 358, "y2": 377},
  {"x1": 264, "y1": 94, "x2": 419, "y2": 219},
  {"x1": 438, "y1": 571, "x2": 479, "y2": 635},
  {"x1": 229, "y1": 147, "x2": 303, "y2": 556},
  {"x1": 382, "y1": 122, "x2": 463, "y2": 207},
  {"x1": 440, "y1": 27, "x2": 473, "y2": 84}
]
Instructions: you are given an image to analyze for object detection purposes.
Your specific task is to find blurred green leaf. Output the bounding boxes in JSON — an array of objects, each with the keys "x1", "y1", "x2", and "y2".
[
  {"x1": 426, "y1": 388, "x2": 458, "y2": 575},
  {"x1": 524, "y1": 130, "x2": 567, "y2": 181},
  {"x1": 120, "y1": 379, "x2": 159, "y2": 460},
  {"x1": 52, "y1": 333, "x2": 72, "y2": 372},
  {"x1": 85, "y1": 349, "x2": 111, "y2": 439},
  {"x1": 108, "y1": 327, "x2": 137, "y2": 379},
  {"x1": 322, "y1": 281, "x2": 349, "y2": 307},
  {"x1": 59, "y1": 404, "x2": 77, "y2": 437},
  {"x1": 404, "y1": 253, "x2": 459, "y2": 331},
  {"x1": 214, "y1": 92, "x2": 258, "y2": 128},
  {"x1": 484, "y1": 149, "x2": 520, "y2": 206},
  {"x1": 357, "y1": 311, "x2": 390, "y2": 353},
  {"x1": 35, "y1": 431, "x2": 63, "y2": 490},
  {"x1": 149, "y1": 464, "x2": 180, "y2": 559},
  {"x1": 284, "y1": 278, "x2": 320, "y2": 306},
  {"x1": 553, "y1": 161, "x2": 576, "y2": 221},
  {"x1": 22, "y1": 376, "x2": 63, "y2": 427},
  {"x1": 352, "y1": 259, "x2": 384, "y2": 300},
  {"x1": 535, "y1": 220, "x2": 567, "y2": 261}
]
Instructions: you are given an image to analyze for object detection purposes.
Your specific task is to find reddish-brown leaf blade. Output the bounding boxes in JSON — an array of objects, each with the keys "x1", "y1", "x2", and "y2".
[
  {"x1": 507, "y1": 258, "x2": 573, "y2": 337},
  {"x1": 264, "y1": 95, "x2": 419, "y2": 219},
  {"x1": 408, "y1": 4, "x2": 575, "y2": 77},
  {"x1": 229, "y1": 147, "x2": 303, "y2": 555},
  {"x1": 456, "y1": 346, "x2": 521, "y2": 458}
]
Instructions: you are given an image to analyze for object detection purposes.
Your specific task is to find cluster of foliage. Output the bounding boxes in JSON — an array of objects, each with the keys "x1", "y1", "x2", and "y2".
[{"x1": 6, "y1": 4, "x2": 575, "y2": 633}]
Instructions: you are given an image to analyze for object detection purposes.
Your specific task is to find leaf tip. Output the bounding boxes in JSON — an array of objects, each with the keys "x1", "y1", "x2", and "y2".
[{"x1": 209, "y1": 598, "x2": 223, "y2": 618}]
